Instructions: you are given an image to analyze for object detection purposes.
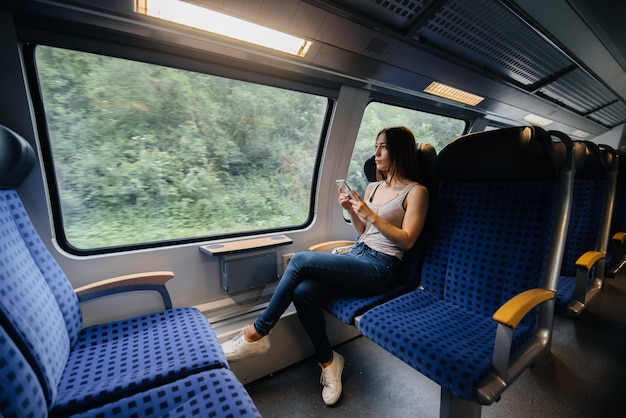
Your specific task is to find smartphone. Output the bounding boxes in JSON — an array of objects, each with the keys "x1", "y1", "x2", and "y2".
[{"x1": 336, "y1": 179, "x2": 356, "y2": 200}]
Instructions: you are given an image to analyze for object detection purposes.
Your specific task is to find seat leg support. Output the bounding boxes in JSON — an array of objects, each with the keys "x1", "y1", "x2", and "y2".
[{"x1": 440, "y1": 388, "x2": 481, "y2": 418}]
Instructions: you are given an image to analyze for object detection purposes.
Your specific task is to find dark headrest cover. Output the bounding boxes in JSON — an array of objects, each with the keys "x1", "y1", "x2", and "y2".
[
  {"x1": 417, "y1": 142, "x2": 437, "y2": 185},
  {"x1": 598, "y1": 144, "x2": 619, "y2": 175},
  {"x1": 364, "y1": 155, "x2": 377, "y2": 182},
  {"x1": 0, "y1": 125, "x2": 36, "y2": 189},
  {"x1": 436, "y1": 126, "x2": 559, "y2": 181},
  {"x1": 571, "y1": 141, "x2": 605, "y2": 180}
]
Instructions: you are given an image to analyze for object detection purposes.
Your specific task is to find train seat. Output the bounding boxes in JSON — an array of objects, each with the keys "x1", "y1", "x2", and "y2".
[
  {"x1": 0, "y1": 323, "x2": 257, "y2": 418},
  {"x1": 606, "y1": 149, "x2": 626, "y2": 278},
  {"x1": 310, "y1": 142, "x2": 437, "y2": 325},
  {"x1": 357, "y1": 127, "x2": 574, "y2": 418},
  {"x1": 0, "y1": 124, "x2": 260, "y2": 417},
  {"x1": 554, "y1": 141, "x2": 618, "y2": 316}
]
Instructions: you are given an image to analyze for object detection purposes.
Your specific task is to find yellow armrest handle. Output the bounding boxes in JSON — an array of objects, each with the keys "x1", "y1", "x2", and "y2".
[
  {"x1": 612, "y1": 232, "x2": 626, "y2": 244},
  {"x1": 575, "y1": 251, "x2": 606, "y2": 270},
  {"x1": 492, "y1": 288, "x2": 555, "y2": 328}
]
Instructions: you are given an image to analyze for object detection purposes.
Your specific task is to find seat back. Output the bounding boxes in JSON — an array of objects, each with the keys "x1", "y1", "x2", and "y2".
[
  {"x1": 560, "y1": 141, "x2": 607, "y2": 278},
  {"x1": 422, "y1": 126, "x2": 572, "y2": 325},
  {"x1": 606, "y1": 149, "x2": 626, "y2": 276},
  {"x1": 0, "y1": 125, "x2": 81, "y2": 405},
  {"x1": 357, "y1": 126, "x2": 574, "y2": 409},
  {"x1": 609, "y1": 150, "x2": 626, "y2": 240},
  {"x1": 554, "y1": 142, "x2": 618, "y2": 314},
  {"x1": 0, "y1": 323, "x2": 48, "y2": 418}
]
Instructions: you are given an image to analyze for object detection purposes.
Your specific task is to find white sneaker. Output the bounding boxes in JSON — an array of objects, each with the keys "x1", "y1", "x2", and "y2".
[
  {"x1": 320, "y1": 351, "x2": 344, "y2": 406},
  {"x1": 221, "y1": 325, "x2": 270, "y2": 361}
]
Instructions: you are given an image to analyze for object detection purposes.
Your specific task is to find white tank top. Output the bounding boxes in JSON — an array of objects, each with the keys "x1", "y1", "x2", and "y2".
[{"x1": 357, "y1": 182, "x2": 418, "y2": 259}]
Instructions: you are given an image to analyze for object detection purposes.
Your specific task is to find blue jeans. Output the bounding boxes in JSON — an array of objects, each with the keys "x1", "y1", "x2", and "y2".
[{"x1": 253, "y1": 242, "x2": 400, "y2": 363}]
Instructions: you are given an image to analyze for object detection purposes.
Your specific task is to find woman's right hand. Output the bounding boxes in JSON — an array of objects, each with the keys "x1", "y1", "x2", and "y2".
[{"x1": 338, "y1": 188, "x2": 353, "y2": 210}]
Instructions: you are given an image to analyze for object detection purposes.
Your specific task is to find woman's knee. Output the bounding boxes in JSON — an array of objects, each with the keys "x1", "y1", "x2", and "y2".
[
  {"x1": 289, "y1": 251, "x2": 316, "y2": 269},
  {"x1": 292, "y1": 280, "x2": 323, "y2": 305}
]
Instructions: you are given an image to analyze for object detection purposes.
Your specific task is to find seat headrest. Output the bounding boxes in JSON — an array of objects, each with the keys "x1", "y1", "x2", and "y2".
[
  {"x1": 437, "y1": 126, "x2": 566, "y2": 181},
  {"x1": 570, "y1": 140, "x2": 606, "y2": 179},
  {"x1": 363, "y1": 141, "x2": 438, "y2": 185},
  {"x1": 0, "y1": 125, "x2": 36, "y2": 189},
  {"x1": 363, "y1": 154, "x2": 377, "y2": 182},
  {"x1": 416, "y1": 142, "x2": 437, "y2": 187}
]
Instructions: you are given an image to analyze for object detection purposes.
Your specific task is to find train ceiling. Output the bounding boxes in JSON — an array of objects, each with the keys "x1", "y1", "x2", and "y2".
[
  {"x1": 311, "y1": 0, "x2": 626, "y2": 131},
  {"x1": 8, "y1": 0, "x2": 626, "y2": 139},
  {"x1": 183, "y1": 0, "x2": 626, "y2": 136}
]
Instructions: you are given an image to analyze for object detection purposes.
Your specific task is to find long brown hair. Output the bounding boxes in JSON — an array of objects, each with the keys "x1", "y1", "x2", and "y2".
[{"x1": 376, "y1": 126, "x2": 423, "y2": 183}]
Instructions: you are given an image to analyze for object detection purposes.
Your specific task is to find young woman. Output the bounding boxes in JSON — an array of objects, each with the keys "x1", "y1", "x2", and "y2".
[{"x1": 221, "y1": 126, "x2": 429, "y2": 406}]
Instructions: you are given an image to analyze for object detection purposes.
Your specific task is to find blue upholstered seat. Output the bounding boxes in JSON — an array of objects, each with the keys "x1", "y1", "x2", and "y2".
[
  {"x1": 0, "y1": 324, "x2": 48, "y2": 418},
  {"x1": 319, "y1": 143, "x2": 437, "y2": 325},
  {"x1": 0, "y1": 124, "x2": 260, "y2": 418},
  {"x1": 554, "y1": 142, "x2": 618, "y2": 316},
  {"x1": 1, "y1": 322, "x2": 258, "y2": 418},
  {"x1": 70, "y1": 369, "x2": 259, "y2": 418},
  {"x1": 357, "y1": 127, "x2": 574, "y2": 417}
]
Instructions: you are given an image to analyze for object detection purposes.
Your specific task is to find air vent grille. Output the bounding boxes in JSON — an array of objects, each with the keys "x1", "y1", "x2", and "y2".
[
  {"x1": 539, "y1": 68, "x2": 618, "y2": 113},
  {"x1": 335, "y1": 0, "x2": 427, "y2": 30},
  {"x1": 588, "y1": 101, "x2": 626, "y2": 128},
  {"x1": 364, "y1": 37, "x2": 390, "y2": 55},
  {"x1": 418, "y1": 0, "x2": 572, "y2": 86}
]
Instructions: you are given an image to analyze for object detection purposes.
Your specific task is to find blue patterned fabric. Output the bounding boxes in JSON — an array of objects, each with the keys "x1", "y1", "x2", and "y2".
[
  {"x1": 0, "y1": 193, "x2": 69, "y2": 405},
  {"x1": 555, "y1": 179, "x2": 605, "y2": 313},
  {"x1": 0, "y1": 324, "x2": 47, "y2": 418},
  {"x1": 1, "y1": 189, "x2": 83, "y2": 345},
  {"x1": 321, "y1": 283, "x2": 414, "y2": 324},
  {"x1": 53, "y1": 307, "x2": 228, "y2": 416},
  {"x1": 0, "y1": 190, "x2": 244, "y2": 417},
  {"x1": 0, "y1": 126, "x2": 258, "y2": 417},
  {"x1": 70, "y1": 369, "x2": 261, "y2": 418},
  {"x1": 358, "y1": 179, "x2": 557, "y2": 401}
]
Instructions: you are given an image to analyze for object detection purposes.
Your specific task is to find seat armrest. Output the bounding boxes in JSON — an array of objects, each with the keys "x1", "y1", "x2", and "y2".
[
  {"x1": 612, "y1": 231, "x2": 626, "y2": 245},
  {"x1": 492, "y1": 288, "x2": 555, "y2": 328},
  {"x1": 572, "y1": 251, "x2": 605, "y2": 307},
  {"x1": 575, "y1": 250, "x2": 606, "y2": 270},
  {"x1": 75, "y1": 271, "x2": 175, "y2": 309},
  {"x1": 491, "y1": 288, "x2": 555, "y2": 380},
  {"x1": 308, "y1": 240, "x2": 355, "y2": 252}
]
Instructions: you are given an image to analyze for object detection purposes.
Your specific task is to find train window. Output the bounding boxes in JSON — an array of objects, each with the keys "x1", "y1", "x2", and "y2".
[
  {"x1": 346, "y1": 102, "x2": 466, "y2": 195},
  {"x1": 34, "y1": 46, "x2": 329, "y2": 252}
]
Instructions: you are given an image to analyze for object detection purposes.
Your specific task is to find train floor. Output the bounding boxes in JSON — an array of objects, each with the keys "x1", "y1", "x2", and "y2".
[{"x1": 244, "y1": 273, "x2": 626, "y2": 418}]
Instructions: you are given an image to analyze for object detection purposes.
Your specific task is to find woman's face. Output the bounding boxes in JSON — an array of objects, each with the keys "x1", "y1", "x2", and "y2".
[{"x1": 374, "y1": 132, "x2": 390, "y2": 172}]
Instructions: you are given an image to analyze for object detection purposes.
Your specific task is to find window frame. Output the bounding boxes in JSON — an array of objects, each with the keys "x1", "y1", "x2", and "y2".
[{"x1": 24, "y1": 40, "x2": 336, "y2": 255}]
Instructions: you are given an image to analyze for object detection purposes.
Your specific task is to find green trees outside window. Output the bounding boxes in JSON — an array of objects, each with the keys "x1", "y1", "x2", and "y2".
[{"x1": 36, "y1": 46, "x2": 328, "y2": 251}]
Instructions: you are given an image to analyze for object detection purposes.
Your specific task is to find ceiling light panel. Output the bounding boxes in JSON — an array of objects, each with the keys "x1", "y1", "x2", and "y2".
[
  {"x1": 424, "y1": 82, "x2": 484, "y2": 106},
  {"x1": 136, "y1": 0, "x2": 312, "y2": 57}
]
